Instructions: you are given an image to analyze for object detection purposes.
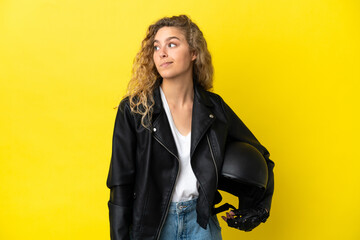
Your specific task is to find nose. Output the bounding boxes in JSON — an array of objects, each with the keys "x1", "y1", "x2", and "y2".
[{"x1": 159, "y1": 47, "x2": 167, "y2": 58}]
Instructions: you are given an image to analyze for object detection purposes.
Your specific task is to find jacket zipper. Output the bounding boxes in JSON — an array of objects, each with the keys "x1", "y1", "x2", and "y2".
[
  {"x1": 207, "y1": 134, "x2": 218, "y2": 189},
  {"x1": 153, "y1": 135, "x2": 180, "y2": 240}
]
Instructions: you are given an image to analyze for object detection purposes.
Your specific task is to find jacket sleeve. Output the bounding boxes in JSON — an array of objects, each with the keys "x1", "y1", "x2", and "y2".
[
  {"x1": 219, "y1": 96, "x2": 275, "y2": 212},
  {"x1": 106, "y1": 98, "x2": 137, "y2": 240}
]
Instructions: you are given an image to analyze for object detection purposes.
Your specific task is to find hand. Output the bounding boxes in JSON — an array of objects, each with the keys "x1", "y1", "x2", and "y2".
[{"x1": 221, "y1": 207, "x2": 269, "y2": 232}]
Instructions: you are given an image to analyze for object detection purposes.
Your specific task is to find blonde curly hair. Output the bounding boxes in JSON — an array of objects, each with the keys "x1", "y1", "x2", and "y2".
[{"x1": 125, "y1": 14, "x2": 214, "y2": 128}]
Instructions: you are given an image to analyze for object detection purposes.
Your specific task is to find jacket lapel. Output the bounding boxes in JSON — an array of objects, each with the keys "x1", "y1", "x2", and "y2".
[
  {"x1": 190, "y1": 83, "x2": 215, "y2": 158},
  {"x1": 151, "y1": 86, "x2": 179, "y2": 158},
  {"x1": 151, "y1": 81, "x2": 215, "y2": 158}
]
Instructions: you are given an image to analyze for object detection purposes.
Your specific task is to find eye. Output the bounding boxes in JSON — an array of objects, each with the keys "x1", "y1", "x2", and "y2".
[
  {"x1": 154, "y1": 45, "x2": 160, "y2": 51},
  {"x1": 169, "y1": 43, "x2": 176, "y2": 48}
]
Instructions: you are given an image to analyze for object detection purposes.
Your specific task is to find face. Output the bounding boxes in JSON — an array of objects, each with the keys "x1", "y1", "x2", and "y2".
[{"x1": 153, "y1": 27, "x2": 197, "y2": 81}]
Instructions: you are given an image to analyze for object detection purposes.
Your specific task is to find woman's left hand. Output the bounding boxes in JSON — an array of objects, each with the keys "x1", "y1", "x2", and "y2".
[{"x1": 221, "y1": 207, "x2": 269, "y2": 231}]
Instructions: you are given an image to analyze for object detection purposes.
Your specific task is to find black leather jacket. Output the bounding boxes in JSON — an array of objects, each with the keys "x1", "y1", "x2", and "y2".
[{"x1": 106, "y1": 82, "x2": 275, "y2": 240}]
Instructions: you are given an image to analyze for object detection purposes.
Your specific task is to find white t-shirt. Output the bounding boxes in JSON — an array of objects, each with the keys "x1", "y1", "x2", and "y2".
[{"x1": 159, "y1": 86, "x2": 199, "y2": 202}]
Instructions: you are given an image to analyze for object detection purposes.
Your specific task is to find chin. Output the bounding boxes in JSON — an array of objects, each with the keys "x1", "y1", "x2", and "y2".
[{"x1": 158, "y1": 72, "x2": 179, "y2": 80}]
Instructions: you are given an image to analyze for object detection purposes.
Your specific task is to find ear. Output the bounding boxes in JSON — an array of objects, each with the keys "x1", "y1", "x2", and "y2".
[{"x1": 191, "y1": 50, "x2": 197, "y2": 61}]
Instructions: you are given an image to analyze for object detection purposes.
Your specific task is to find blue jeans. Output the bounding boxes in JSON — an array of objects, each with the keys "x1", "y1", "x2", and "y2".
[{"x1": 158, "y1": 198, "x2": 222, "y2": 240}]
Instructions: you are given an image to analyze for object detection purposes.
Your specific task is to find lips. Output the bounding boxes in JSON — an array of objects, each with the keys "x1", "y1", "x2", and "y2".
[{"x1": 160, "y1": 62, "x2": 173, "y2": 67}]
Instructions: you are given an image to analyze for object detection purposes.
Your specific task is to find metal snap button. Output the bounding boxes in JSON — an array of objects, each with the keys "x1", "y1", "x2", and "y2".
[
  {"x1": 153, "y1": 127, "x2": 157, "y2": 132},
  {"x1": 209, "y1": 114, "x2": 214, "y2": 118}
]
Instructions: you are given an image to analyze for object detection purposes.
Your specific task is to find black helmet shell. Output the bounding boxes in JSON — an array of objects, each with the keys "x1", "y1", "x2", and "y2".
[
  {"x1": 217, "y1": 141, "x2": 269, "y2": 210},
  {"x1": 221, "y1": 141, "x2": 268, "y2": 189}
]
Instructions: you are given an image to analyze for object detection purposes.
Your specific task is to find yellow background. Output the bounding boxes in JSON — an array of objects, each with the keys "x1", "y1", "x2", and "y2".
[{"x1": 1, "y1": 0, "x2": 359, "y2": 239}]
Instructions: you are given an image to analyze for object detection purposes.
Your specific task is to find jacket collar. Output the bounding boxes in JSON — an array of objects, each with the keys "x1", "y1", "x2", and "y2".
[
  {"x1": 151, "y1": 78, "x2": 215, "y2": 158},
  {"x1": 152, "y1": 79, "x2": 214, "y2": 112}
]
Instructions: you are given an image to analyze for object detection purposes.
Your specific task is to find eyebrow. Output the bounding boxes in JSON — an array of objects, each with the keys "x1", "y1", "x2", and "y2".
[{"x1": 153, "y1": 36, "x2": 181, "y2": 44}]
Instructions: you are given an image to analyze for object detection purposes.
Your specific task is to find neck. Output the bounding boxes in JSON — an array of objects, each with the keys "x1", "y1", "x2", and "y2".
[{"x1": 160, "y1": 75, "x2": 194, "y2": 107}]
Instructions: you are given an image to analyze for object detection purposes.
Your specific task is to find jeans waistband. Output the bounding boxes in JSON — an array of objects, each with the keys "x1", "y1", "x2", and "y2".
[{"x1": 168, "y1": 198, "x2": 197, "y2": 215}]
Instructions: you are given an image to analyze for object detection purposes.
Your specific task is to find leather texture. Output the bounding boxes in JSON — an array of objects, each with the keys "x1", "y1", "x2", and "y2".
[{"x1": 106, "y1": 81, "x2": 275, "y2": 240}]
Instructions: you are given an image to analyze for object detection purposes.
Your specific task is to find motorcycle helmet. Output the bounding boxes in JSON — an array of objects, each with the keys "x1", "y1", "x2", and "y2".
[{"x1": 217, "y1": 141, "x2": 269, "y2": 211}]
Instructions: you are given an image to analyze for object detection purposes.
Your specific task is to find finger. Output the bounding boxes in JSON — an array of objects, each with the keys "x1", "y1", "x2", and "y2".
[
  {"x1": 229, "y1": 211, "x2": 236, "y2": 217},
  {"x1": 221, "y1": 216, "x2": 227, "y2": 222},
  {"x1": 226, "y1": 211, "x2": 235, "y2": 219}
]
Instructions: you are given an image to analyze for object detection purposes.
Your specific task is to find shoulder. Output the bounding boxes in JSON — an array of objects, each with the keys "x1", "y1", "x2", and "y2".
[
  {"x1": 116, "y1": 95, "x2": 152, "y2": 130},
  {"x1": 117, "y1": 95, "x2": 141, "y2": 114},
  {"x1": 200, "y1": 88, "x2": 227, "y2": 110},
  {"x1": 118, "y1": 96, "x2": 131, "y2": 112},
  {"x1": 113, "y1": 96, "x2": 142, "y2": 132},
  {"x1": 205, "y1": 90, "x2": 223, "y2": 101},
  {"x1": 195, "y1": 84, "x2": 225, "y2": 106},
  {"x1": 115, "y1": 96, "x2": 139, "y2": 123}
]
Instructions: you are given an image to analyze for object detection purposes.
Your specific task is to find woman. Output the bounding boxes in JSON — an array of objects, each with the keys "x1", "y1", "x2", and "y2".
[{"x1": 106, "y1": 15, "x2": 274, "y2": 240}]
